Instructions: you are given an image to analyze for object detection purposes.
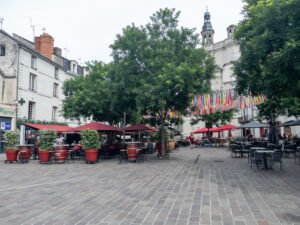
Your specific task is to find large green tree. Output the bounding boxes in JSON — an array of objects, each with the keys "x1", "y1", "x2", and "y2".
[
  {"x1": 63, "y1": 61, "x2": 141, "y2": 125},
  {"x1": 110, "y1": 8, "x2": 215, "y2": 155},
  {"x1": 234, "y1": 0, "x2": 300, "y2": 143},
  {"x1": 62, "y1": 8, "x2": 215, "y2": 155}
]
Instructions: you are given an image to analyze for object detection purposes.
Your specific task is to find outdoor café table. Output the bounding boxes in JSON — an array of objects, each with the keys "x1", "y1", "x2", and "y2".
[{"x1": 254, "y1": 149, "x2": 275, "y2": 169}]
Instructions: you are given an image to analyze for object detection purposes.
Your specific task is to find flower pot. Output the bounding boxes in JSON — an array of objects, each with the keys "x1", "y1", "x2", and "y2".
[
  {"x1": 85, "y1": 149, "x2": 99, "y2": 163},
  {"x1": 18, "y1": 145, "x2": 33, "y2": 160},
  {"x1": 39, "y1": 150, "x2": 51, "y2": 163},
  {"x1": 6, "y1": 150, "x2": 18, "y2": 162},
  {"x1": 127, "y1": 143, "x2": 138, "y2": 162},
  {"x1": 54, "y1": 145, "x2": 68, "y2": 163}
]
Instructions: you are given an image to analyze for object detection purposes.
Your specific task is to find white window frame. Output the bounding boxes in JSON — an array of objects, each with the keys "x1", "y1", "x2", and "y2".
[
  {"x1": 55, "y1": 67, "x2": 59, "y2": 79},
  {"x1": 29, "y1": 73, "x2": 37, "y2": 92},
  {"x1": 0, "y1": 45, "x2": 5, "y2": 56},
  {"x1": 31, "y1": 55, "x2": 37, "y2": 69},
  {"x1": 28, "y1": 101, "x2": 35, "y2": 120},
  {"x1": 52, "y1": 106, "x2": 58, "y2": 121},
  {"x1": 53, "y1": 83, "x2": 59, "y2": 97}
]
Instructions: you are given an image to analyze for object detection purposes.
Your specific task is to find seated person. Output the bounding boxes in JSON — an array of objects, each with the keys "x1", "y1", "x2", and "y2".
[
  {"x1": 73, "y1": 141, "x2": 82, "y2": 151},
  {"x1": 247, "y1": 134, "x2": 254, "y2": 142}
]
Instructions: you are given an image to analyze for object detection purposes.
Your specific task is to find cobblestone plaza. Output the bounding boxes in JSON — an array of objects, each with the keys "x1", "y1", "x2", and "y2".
[{"x1": 0, "y1": 147, "x2": 299, "y2": 225}]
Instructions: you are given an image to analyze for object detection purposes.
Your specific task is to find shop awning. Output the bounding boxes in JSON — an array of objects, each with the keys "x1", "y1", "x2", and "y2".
[
  {"x1": 68, "y1": 122, "x2": 120, "y2": 132},
  {"x1": 24, "y1": 123, "x2": 71, "y2": 132},
  {"x1": 124, "y1": 124, "x2": 158, "y2": 132}
]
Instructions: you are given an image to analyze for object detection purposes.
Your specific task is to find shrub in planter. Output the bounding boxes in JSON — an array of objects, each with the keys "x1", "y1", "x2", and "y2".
[
  {"x1": 38, "y1": 129, "x2": 56, "y2": 162},
  {"x1": 80, "y1": 129, "x2": 100, "y2": 163},
  {"x1": 4, "y1": 130, "x2": 19, "y2": 162}
]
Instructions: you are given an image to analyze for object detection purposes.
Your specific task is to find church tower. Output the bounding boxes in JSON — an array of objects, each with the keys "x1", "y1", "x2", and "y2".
[{"x1": 201, "y1": 9, "x2": 214, "y2": 46}]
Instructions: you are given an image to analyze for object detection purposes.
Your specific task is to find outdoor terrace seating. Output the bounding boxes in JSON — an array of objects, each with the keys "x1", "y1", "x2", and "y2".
[
  {"x1": 270, "y1": 151, "x2": 284, "y2": 171},
  {"x1": 230, "y1": 143, "x2": 242, "y2": 158},
  {"x1": 283, "y1": 143, "x2": 296, "y2": 158}
]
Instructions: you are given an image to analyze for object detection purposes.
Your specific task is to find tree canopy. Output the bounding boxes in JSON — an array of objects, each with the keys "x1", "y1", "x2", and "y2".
[
  {"x1": 110, "y1": 8, "x2": 215, "y2": 125},
  {"x1": 62, "y1": 8, "x2": 215, "y2": 129},
  {"x1": 234, "y1": 0, "x2": 300, "y2": 119}
]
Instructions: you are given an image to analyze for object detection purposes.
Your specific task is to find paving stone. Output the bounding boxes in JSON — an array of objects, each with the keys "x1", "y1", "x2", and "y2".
[{"x1": 0, "y1": 147, "x2": 299, "y2": 225}]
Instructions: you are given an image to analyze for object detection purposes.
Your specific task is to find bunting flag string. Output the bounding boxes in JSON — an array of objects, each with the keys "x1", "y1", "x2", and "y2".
[{"x1": 190, "y1": 89, "x2": 266, "y2": 116}]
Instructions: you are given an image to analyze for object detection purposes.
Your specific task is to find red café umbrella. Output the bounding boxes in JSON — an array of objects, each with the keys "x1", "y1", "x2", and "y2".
[
  {"x1": 69, "y1": 122, "x2": 120, "y2": 132},
  {"x1": 192, "y1": 127, "x2": 208, "y2": 134},
  {"x1": 125, "y1": 124, "x2": 158, "y2": 132},
  {"x1": 217, "y1": 124, "x2": 236, "y2": 131},
  {"x1": 217, "y1": 124, "x2": 236, "y2": 138}
]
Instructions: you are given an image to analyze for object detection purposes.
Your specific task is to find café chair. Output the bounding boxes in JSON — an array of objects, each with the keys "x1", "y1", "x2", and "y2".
[{"x1": 270, "y1": 151, "x2": 284, "y2": 171}]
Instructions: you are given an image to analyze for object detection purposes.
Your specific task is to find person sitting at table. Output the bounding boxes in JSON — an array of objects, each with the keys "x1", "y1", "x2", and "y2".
[
  {"x1": 189, "y1": 134, "x2": 195, "y2": 149},
  {"x1": 55, "y1": 134, "x2": 65, "y2": 145},
  {"x1": 72, "y1": 141, "x2": 83, "y2": 158},
  {"x1": 247, "y1": 134, "x2": 254, "y2": 142}
]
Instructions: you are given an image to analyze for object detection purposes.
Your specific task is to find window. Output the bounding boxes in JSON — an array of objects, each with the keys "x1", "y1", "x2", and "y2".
[
  {"x1": 0, "y1": 45, "x2": 5, "y2": 56},
  {"x1": 53, "y1": 83, "x2": 58, "y2": 97},
  {"x1": 31, "y1": 55, "x2": 37, "y2": 69},
  {"x1": 28, "y1": 101, "x2": 35, "y2": 120},
  {"x1": 55, "y1": 67, "x2": 59, "y2": 79},
  {"x1": 29, "y1": 73, "x2": 37, "y2": 91},
  {"x1": 52, "y1": 106, "x2": 58, "y2": 121}
]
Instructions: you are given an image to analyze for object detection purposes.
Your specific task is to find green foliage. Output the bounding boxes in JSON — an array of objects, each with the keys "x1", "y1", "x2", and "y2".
[
  {"x1": 191, "y1": 110, "x2": 235, "y2": 128},
  {"x1": 80, "y1": 129, "x2": 100, "y2": 150},
  {"x1": 62, "y1": 8, "x2": 215, "y2": 128},
  {"x1": 17, "y1": 118, "x2": 67, "y2": 129},
  {"x1": 4, "y1": 130, "x2": 19, "y2": 150},
  {"x1": 149, "y1": 132, "x2": 160, "y2": 142},
  {"x1": 39, "y1": 130, "x2": 56, "y2": 150},
  {"x1": 234, "y1": 0, "x2": 300, "y2": 118}
]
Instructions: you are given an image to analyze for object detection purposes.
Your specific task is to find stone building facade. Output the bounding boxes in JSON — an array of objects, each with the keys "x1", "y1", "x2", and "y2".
[
  {"x1": 0, "y1": 30, "x2": 85, "y2": 130},
  {"x1": 183, "y1": 10, "x2": 252, "y2": 136}
]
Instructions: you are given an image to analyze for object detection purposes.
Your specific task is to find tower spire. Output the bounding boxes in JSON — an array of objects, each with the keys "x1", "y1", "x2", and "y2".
[{"x1": 201, "y1": 9, "x2": 214, "y2": 46}]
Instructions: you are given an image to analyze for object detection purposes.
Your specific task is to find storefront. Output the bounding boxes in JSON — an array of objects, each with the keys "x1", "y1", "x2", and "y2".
[{"x1": 0, "y1": 105, "x2": 15, "y2": 152}]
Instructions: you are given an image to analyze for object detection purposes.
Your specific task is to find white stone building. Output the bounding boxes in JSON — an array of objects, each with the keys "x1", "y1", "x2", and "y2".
[
  {"x1": 182, "y1": 10, "x2": 255, "y2": 137},
  {"x1": 0, "y1": 30, "x2": 85, "y2": 130},
  {"x1": 182, "y1": 10, "x2": 299, "y2": 138}
]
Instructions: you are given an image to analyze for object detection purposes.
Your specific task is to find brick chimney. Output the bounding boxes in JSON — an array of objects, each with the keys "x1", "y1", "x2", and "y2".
[{"x1": 34, "y1": 33, "x2": 54, "y2": 60}]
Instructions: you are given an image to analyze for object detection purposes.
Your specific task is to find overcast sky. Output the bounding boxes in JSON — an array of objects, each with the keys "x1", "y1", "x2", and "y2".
[{"x1": 1, "y1": 0, "x2": 244, "y2": 64}]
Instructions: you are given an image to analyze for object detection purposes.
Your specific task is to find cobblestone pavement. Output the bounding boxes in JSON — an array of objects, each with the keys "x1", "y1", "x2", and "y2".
[{"x1": 0, "y1": 147, "x2": 300, "y2": 225}]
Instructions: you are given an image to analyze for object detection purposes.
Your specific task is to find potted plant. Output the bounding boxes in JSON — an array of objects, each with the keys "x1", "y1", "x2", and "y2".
[
  {"x1": 4, "y1": 130, "x2": 19, "y2": 163},
  {"x1": 80, "y1": 129, "x2": 100, "y2": 163},
  {"x1": 38, "y1": 129, "x2": 56, "y2": 163}
]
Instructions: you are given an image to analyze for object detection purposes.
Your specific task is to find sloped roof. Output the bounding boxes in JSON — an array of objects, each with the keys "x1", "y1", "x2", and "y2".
[
  {"x1": 25, "y1": 123, "x2": 71, "y2": 132},
  {"x1": 125, "y1": 124, "x2": 158, "y2": 132},
  {"x1": 68, "y1": 122, "x2": 120, "y2": 132}
]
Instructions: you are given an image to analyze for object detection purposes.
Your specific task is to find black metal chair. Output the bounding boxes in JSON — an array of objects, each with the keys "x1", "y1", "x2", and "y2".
[
  {"x1": 270, "y1": 151, "x2": 284, "y2": 171},
  {"x1": 251, "y1": 152, "x2": 264, "y2": 170},
  {"x1": 283, "y1": 143, "x2": 296, "y2": 158},
  {"x1": 241, "y1": 144, "x2": 251, "y2": 161},
  {"x1": 295, "y1": 148, "x2": 300, "y2": 164},
  {"x1": 230, "y1": 144, "x2": 242, "y2": 158}
]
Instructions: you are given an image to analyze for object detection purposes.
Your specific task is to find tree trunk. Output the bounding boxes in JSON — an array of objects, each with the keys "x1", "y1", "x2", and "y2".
[
  {"x1": 159, "y1": 125, "x2": 166, "y2": 157},
  {"x1": 268, "y1": 113, "x2": 279, "y2": 144}
]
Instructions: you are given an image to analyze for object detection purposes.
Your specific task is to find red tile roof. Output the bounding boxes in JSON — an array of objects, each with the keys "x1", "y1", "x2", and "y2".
[
  {"x1": 125, "y1": 124, "x2": 158, "y2": 132},
  {"x1": 68, "y1": 122, "x2": 120, "y2": 132},
  {"x1": 24, "y1": 123, "x2": 71, "y2": 132}
]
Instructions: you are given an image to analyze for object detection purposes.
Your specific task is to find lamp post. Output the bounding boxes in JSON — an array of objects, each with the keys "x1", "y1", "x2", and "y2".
[{"x1": 123, "y1": 112, "x2": 126, "y2": 144}]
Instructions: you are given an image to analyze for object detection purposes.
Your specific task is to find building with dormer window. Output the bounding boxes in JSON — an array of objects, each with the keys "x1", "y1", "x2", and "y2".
[{"x1": 0, "y1": 30, "x2": 86, "y2": 130}]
